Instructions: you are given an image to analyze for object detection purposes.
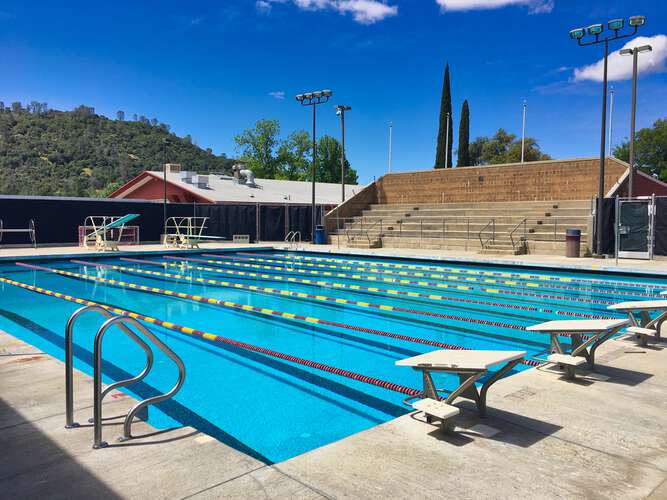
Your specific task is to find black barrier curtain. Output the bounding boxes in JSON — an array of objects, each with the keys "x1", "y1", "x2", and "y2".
[
  {"x1": 597, "y1": 198, "x2": 616, "y2": 255},
  {"x1": 0, "y1": 197, "x2": 326, "y2": 244},
  {"x1": 195, "y1": 204, "x2": 257, "y2": 242},
  {"x1": 259, "y1": 205, "x2": 286, "y2": 241},
  {"x1": 655, "y1": 198, "x2": 667, "y2": 256},
  {"x1": 287, "y1": 205, "x2": 324, "y2": 242}
]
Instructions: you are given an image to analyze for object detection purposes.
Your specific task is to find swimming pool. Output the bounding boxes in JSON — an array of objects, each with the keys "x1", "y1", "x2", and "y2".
[{"x1": 1, "y1": 249, "x2": 666, "y2": 463}]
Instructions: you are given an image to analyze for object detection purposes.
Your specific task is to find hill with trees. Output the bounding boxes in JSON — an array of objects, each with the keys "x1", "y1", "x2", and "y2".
[{"x1": 0, "y1": 102, "x2": 235, "y2": 197}]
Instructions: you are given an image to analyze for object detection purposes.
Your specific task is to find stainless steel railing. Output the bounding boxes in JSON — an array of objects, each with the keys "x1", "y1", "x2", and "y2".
[{"x1": 64, "y1": 305, "x2": 186, "y2": 449}]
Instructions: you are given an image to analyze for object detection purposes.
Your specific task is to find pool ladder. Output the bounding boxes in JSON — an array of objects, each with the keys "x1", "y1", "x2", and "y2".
[
  {"x1": 64, "y1": 305, "x2": 186, "y2": 449},
  {"x1": 284, "y1": 231, "x2": 301, "y2": 250}
]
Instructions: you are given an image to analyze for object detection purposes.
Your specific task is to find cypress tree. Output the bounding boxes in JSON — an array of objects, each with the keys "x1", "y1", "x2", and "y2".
[
  {"x1": 457, "y1": 99, "x2": 470, "y2": 167},
  {"x1": 434, "y1": 63, "x2": 453, "y2": 168}
]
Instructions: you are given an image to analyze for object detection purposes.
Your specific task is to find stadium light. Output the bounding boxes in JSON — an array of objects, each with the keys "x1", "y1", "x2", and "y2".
[
  {"x1": 295, "y1": 89, "x2": 333, "y2": 241},
  {"x1": 567, "y1": 15, "x2": 646, "y2": 254}
]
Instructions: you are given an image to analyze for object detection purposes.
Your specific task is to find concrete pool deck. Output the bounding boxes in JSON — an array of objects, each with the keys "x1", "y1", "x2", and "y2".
[
  {"x1": 2, "y1": 330, "x2": 667, "y2": 499},
  {"x1": 1, "y1": 242, "x2": 667, "y2": 498}
]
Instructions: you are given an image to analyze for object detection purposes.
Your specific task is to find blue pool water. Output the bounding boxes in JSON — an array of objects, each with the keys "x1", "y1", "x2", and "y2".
[{"x1": 1, "y1": 249, "x2": 666, "y2": 463}]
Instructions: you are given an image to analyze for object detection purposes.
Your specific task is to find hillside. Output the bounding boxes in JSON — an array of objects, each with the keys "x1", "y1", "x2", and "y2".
[{"x1": 0, "y1": 103, "x2": 235, "y2": 197}]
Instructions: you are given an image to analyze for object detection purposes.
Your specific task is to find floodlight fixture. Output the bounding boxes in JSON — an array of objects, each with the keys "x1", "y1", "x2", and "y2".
[
  {"x1": 629, "y1": 15, "x2": 646, "y2": 27},
  {"x1": 587, "y1": 24, "x2": 604, "y2": 36},
  {"x1": 608, "y1": 19, "x2": 624, "y2": 31},
  {"x1": 569, "y1": 28, "x2": 585, "y2": 40}
]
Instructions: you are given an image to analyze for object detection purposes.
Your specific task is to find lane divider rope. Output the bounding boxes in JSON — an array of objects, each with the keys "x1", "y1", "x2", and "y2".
[
  {"x1": 72, "y1": 259, "x2": 569, "y2": 342},
  {"x1": 208, "y1": 254, "x2": 656, "y2": 299},
  {"x1": 169, "y1": 255, "x2": 616, "y2": 307},
  {"x1": 258, "y1": 252, "x2": 667, "y2": 291},
  {"x1": 28, "y1": 261, "x2": 543, "y2": 367},
  {"x1": 0, "y1": 273, "x2": 421, "y2": 396},
  {"x1": 115, "y1": 258, "x2": 607, "y2": 319}
]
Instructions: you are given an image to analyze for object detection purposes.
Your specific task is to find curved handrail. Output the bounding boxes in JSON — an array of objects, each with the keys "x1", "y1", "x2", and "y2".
[
  {"x1": 65, "y1": 305, "x2": 154, "y2": 428},
  {"x1": 478, "y1": 219, "x2": 496, "y2": 249},
  {"x1": 509, "y1": 218, "x2": 527, "y2": 250},
  {"x1": 93, "y1": 315, "x2": 186, "y2": 448}
]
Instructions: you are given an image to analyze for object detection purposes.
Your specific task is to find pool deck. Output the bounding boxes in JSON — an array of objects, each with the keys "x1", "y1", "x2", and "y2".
[
  {"x1": 1, "y1": 242, "x2": 667, "y2": 498},
  {"x1": 2, "y1": 330, "x2": 667, "y2": 499}
]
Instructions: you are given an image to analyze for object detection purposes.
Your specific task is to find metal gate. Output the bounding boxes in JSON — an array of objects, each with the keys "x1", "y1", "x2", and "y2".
[{"x1": 615, "y1": 196, "x2": 655, "y2": 260}]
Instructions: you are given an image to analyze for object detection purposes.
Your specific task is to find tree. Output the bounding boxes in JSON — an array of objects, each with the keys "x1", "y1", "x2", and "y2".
[
  {"x1": 116, "y1": 110, "x2": 125, "y2": 121},
  {"x1": 467, "y1": 129, "x2": 551, "y2": 165},
  {"x1": 315, "y1": 135, "x2": 358, "y2": 184},
  {"x1": 614, "y1": 118, "x2": 667, "y2": 181},
  {"x1": 457, "y1": 100, "x2": 470, "y2": 167},
  {"x1": 234, "y1": 119, "x2": 282, "y2": 178},
  {"x1": 435, "y1": 63, "x2": 454, "y2": 168},
  {"x1": 278, "y1": 130, "x2": 311, "y2": 181}
]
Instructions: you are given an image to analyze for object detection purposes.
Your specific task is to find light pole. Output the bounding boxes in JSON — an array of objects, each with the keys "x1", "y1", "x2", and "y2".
[
  {"x1": 162, "y1": 138, "x2": 169, "y2": 238},
  {"x1": 568, "y1": 15, "x2": 645, "y2": 254},
  {"x1": 521, "y1": 100, "x2": 527, "y2": 164},
  {"x1": 388, "y1": 122, "x2": 393, "y2": 173},
  {"x1": 608, "y1": 86, "x2": 615, "y2": 157},
  {"x1": 620, "y1": 44, "x2": 652, "y2": 199},
  {"x1": 336, "y1": 105, "x2": 351, "y2": 203},
  {"x1": 296, "y1": 89, "x2": 333, "y2": 241}
]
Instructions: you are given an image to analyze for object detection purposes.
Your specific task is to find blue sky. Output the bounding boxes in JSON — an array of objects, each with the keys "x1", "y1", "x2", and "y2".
[{"x1": 1, "y1": 0, "x2": 666, "y2": 184}]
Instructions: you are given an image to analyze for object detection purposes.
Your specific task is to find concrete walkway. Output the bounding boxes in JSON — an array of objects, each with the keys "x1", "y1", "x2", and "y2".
[{"x1": 2, "y1": 329, "x2": 667, "y2": 499}]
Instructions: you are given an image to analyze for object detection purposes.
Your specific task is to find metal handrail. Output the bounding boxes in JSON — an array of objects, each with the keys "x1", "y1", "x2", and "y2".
[
  {"x1": 65, "y1": 305, "x2": 154, "y2": 429},
  {"x1": 93, "y1": 316, "x2": 186, "y2": 449},
  {"x1": 284, "y1": 231, "x2": 301, "y2": 249},
  {"x1": 64, "y1": 305, "x2": 186, "y2": 449},
  {"x1": 478, "y1": 219, "x2": 496, "y2": 249},
  {"x1": 509, "y1": 218, "x2": 527, "y2": 250}
]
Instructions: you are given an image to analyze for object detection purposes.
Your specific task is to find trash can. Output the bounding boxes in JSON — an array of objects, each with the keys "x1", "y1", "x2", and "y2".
[
  {"x1": 314, "y1": 225, "x2": 326, "y2": 245},
  {"x1": 565, "y1": 228, "x2": 581, "y2": 258}
]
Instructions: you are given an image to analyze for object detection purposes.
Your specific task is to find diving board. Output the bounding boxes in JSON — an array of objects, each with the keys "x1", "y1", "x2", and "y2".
[
  {"x1": 164, "y1": 217, "x2": 225, "y2": 249},
  {"x1": 81, "y1": 214, "x2": 140, "y2": 251}
]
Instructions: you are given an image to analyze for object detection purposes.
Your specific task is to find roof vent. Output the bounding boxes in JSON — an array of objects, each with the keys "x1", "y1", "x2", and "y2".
[
  {"x1": 193, "y1": 175, "x2": 209, "y2": 188},
  {"x1": 180, "y1": 171, "x2": 194, "y2": 183},
  {"x1": 239, "y1": 169, "x2": 257, "y2": 187}
]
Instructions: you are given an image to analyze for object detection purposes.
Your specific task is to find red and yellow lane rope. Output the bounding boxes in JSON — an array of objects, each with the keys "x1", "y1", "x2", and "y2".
[
  {"x1": 260, "y1": 252, "x2": 667, "y2": 291},
  {"x1": 169, "y1": 255, "x2": 615, "y2": 306},
  {"x1": 20, "y1": 261, "x2": 541, "y2": 367},
  {"x1": 207, "y1": 254, "x2": 656, "y2": 299},
  {"x1": 0, "y1": 273, "x2": 421, "y2": 396}
]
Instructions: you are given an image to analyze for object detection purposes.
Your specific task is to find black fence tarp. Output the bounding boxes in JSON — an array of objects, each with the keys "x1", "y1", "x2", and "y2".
[
  {"x1": 0, "y1": 196, "x2": 326, "y2": 245},
  {"x1": 595, "y1": 196, "x2": 667, "y2": 256}
]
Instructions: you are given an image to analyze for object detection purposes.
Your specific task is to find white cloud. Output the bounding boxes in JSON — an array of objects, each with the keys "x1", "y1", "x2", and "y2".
[
  {"x1": 258, "y1": 0, "x2": 397, "y2": 24},
  {"x1": 435, "y1": 0, "x2": 554, "y2": 14},
  {"x1": 269, "y1": 91, "x2": 286, "y2": 100},
  {"x1": 573, "y1": 35, "x2": 667, "y2": 82}
]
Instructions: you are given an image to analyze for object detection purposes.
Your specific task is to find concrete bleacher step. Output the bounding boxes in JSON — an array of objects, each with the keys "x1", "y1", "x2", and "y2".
[{"x1": 330, "y1": 199, "x2": 591, "y2": 256}]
